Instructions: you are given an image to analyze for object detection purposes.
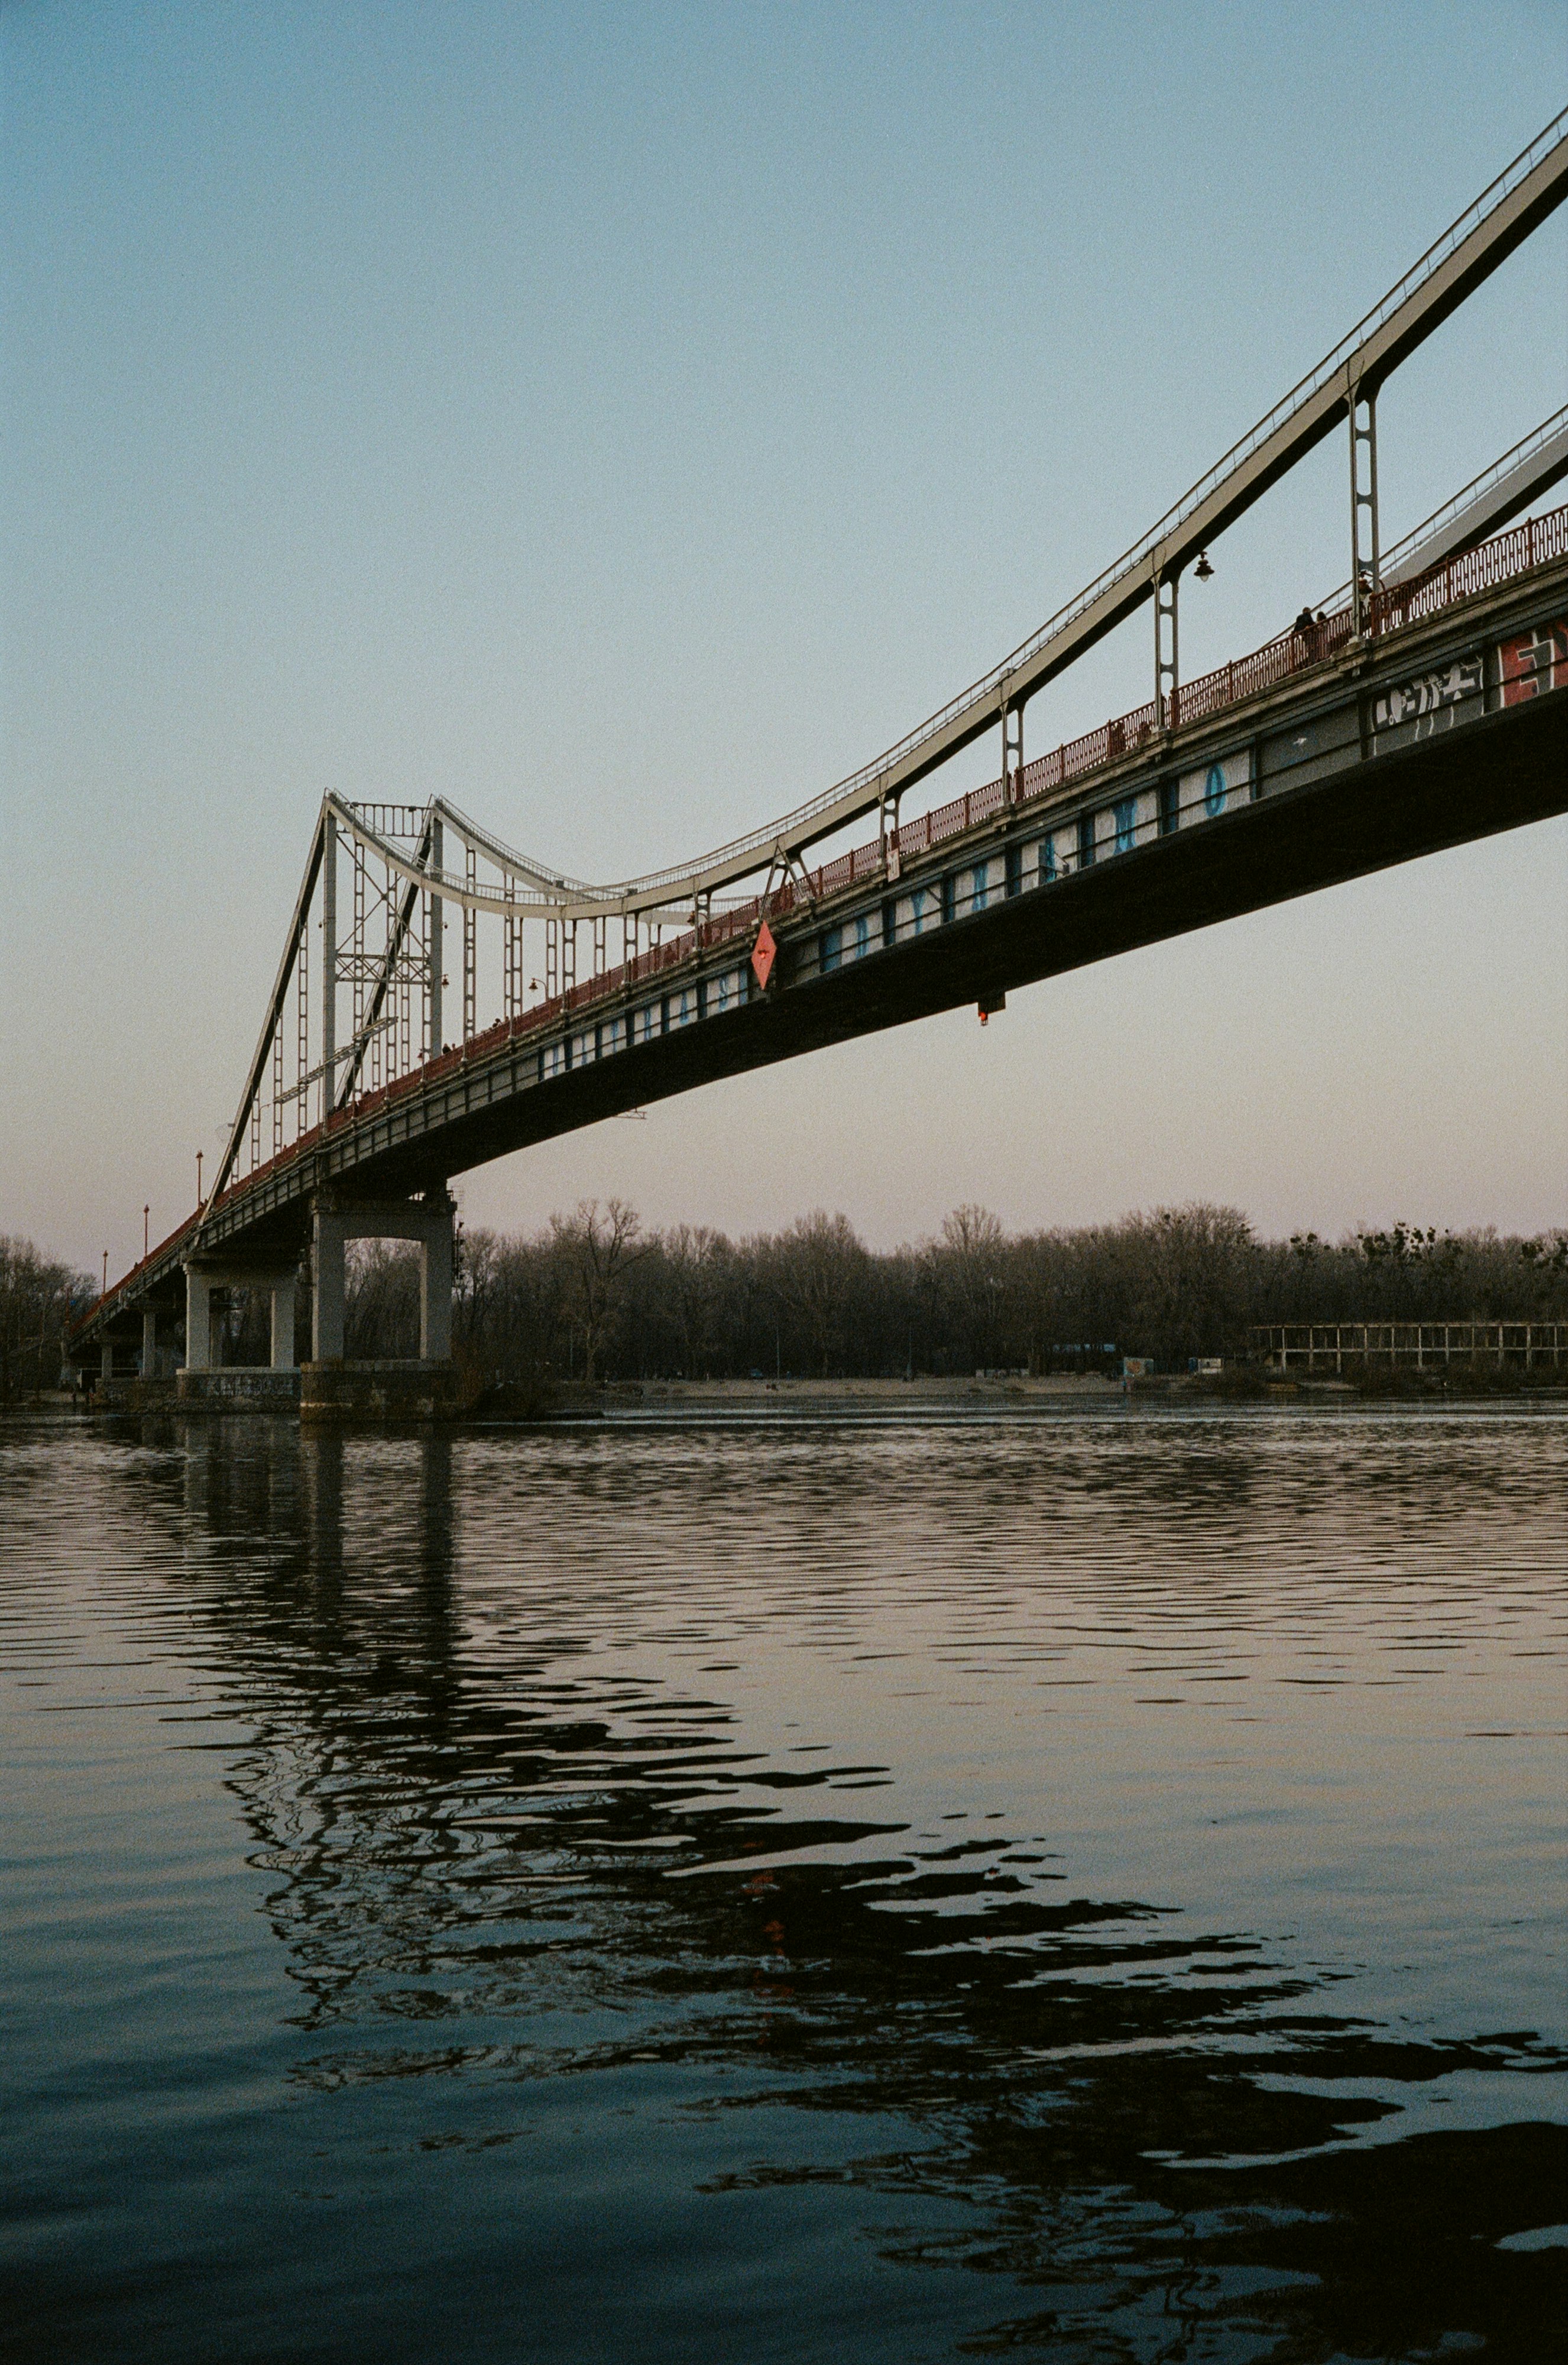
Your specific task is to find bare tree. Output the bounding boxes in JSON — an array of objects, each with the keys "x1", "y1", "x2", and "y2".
[
  {"x1": 0, "y1": 1238, "x2": 92, "y2": 1401},
  {"x1": 661, "y1": 1224, "x2": 731, "y2": 1377},
  {"x1": 455, "y1": 1226, "x2": 566, "y2": 1381},
  {"x1": 550, "y1": 1199, "x2": 647, "y2": 1382},
  {"x1": 344, "y1": 1240, "x2": 422, "y2": 1359},
  {"x1": 931, "y1": 1204, "x2": 1008, "y2": 1369},
  {"x1": 1119, "y1": 1204, "x2": 1256, "y2": 1365},
  {"x1": 767, "y1": 1210, "x2": 867, "y2": 1376}
]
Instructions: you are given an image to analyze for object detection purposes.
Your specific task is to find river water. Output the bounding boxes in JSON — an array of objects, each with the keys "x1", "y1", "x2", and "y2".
[{"x1": 1, "y1": 1405, "x2": 1564, "y2": 2362}]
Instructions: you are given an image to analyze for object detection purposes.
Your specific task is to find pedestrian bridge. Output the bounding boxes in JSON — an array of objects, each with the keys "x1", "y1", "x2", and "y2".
[{"x1": 72, "y1": 114, "x2": 1568, "y2": 1385}]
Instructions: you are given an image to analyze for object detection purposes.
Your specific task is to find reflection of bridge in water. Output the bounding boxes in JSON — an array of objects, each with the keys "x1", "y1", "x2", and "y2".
[
  {"x1": 74, "y1": 115, "x2": 1568, "y2": 1388},
  {"x1": 74, "y1": 1412, "x2": 1566, "y2": 2355}
]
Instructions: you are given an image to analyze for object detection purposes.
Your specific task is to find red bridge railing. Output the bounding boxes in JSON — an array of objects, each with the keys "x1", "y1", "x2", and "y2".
[
  {"x1": 255, "y1": 498, "x2": 1568, "y2": 1182},
  {"x1": 81, "y1": 497, "x2": 1568, "y2": 1331}
]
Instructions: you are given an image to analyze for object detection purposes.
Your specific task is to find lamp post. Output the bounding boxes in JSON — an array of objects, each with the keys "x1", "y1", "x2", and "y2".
[
  {"x1": 143, "y1": 1205, "x2": 150, "y2": 1261},
  {"x1": 101, "y1": 1250, "x2": 108, "y2": 1297},
  {"x1": 195, "y1": 1149, "x2": 203, "y2": 1209}
]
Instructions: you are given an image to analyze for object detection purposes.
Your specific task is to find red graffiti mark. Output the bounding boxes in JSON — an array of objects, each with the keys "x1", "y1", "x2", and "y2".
[{"x1": 1498, "y1": 617, "x2": 1568, "y2": 705}]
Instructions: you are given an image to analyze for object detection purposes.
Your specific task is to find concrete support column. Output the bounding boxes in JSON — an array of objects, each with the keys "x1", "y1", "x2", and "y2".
[
  {"x1": 184, "y1": 1265, "x2": 212, "y2": 1372},
  {"x1": 312, "y1": 1207, "x2": 347, "y2": 1362},
  {"x1": 270, "y1": 1275, "x2": 297, "y2": 1371},
  {"x1": 141, "y1": 1308, "x2": 157, "y2": 1380},
  {"x1": 419, "y1": 1194, "x2": 455, "y2": 1362},
  {"x1": 101, "y1": 1340, "x2": 114, "y2": 1384}
]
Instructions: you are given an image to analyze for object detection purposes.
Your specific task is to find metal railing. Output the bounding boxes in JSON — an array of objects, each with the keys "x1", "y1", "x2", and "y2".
[
  {"x1": 76, "y1": 490, "x2": 1568, "y2": 1334},
  {"x1": 1369, "y1": 504, "x2": 1568, "y2": 634},
  {"x1": 1259, "y1": 1322, "x2": 1567, "y2": 1369},
  {"x1": 244, "y1": 493, "x2": 1568, "y2": 1151}
]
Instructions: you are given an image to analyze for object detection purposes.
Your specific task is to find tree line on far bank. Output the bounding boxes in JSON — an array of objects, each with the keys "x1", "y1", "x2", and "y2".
[
  {"x1": 0, "y1": 1237, "x2": 89, "y2": 1402},
  {"x1": 348, "y1": 1201, "x2": 1568, "y2": 1385},
  {"x1": 4, "y1": 1207, "x2": 1564, "y2": 1401}
]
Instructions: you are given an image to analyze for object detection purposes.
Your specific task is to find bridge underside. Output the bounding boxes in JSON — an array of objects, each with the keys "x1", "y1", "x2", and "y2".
[
  {"x1": 71, "y1": 540, "x2": 1568, "y2": 1368},
  {"x1": 305, "y1": 686, "x2": 1567, "y2": 1213}
]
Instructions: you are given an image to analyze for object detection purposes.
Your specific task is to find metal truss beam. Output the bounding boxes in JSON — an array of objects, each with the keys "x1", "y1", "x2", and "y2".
[
  {"x1": 303, "y1": 121, "x2": 1568, "y2": 935},
  {"x1": 1385, "y1": 406, "x2": 1568, "y2": 584},
  {"x1": 200, "y1": 812, "x2": 326, "y2": 1227},
  {"x1": 458, "y1": 110, "x2": 1568, "y2": 915},
  {"x1": 334, "y1": 811, "x2": 437, "y2": 1109}
]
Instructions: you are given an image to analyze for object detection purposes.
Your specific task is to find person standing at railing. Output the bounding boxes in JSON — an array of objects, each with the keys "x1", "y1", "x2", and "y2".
[{"x1": 1291, "y1": 605, "x2": 1326, "y2": 666}]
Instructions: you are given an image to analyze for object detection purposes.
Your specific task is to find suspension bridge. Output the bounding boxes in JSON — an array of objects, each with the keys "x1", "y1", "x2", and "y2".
[{"x1": 72, "y1": 114, "x2": 1568, "y2": 1402}]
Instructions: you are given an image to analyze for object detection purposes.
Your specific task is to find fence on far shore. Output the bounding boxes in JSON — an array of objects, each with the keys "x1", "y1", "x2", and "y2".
[{"x1": 1255, "y1": 1322, "x2": 1567, "y2": 1372}]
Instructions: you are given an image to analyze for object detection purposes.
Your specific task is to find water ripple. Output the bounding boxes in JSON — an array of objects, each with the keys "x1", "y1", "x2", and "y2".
[{"x1": 1, "y1": 1405, "x2": 1563, "y2": 2363}]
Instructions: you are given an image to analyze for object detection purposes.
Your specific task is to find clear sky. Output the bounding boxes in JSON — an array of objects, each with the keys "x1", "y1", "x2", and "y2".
[{"x1": 4, "y1": 1, "x2": 1566, "y2": 1277}]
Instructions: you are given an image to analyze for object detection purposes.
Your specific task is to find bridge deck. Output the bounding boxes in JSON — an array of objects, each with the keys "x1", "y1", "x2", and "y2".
[{"x1": 77, "y1": 517, "x2": 1568, "y2": 1343}]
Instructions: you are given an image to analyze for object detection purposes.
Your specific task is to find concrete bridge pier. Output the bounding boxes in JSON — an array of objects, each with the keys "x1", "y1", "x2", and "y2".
[
  {"x1": 310, "y1": 1189, "x2": 455, "y2": 1362},
  {"x1": 305, "y1": 1190, "x2": 459, "y2": 1421},
  {"x1": 183, "y1": 1256, "x2": 303, "y2": 1381},
  {"x1": 270, "y1": 1276, "x2": 296, "y2": 1369},
  {"x1": 421, "y1": 1210, "x2": 454, "y2": 1362},
  {"x1": 80, "y1": 1291, "x2": 180, "y2": 1398}
]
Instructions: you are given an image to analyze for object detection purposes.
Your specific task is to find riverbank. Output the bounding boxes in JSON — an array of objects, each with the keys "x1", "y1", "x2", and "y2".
[
  {"x1": 615, "y1": 1373, "x2": 1119, "y2": 1407},
  {"x1": 15, "y1": 1359, "x2": 1566, "y2": 1425},
  {"x1": 584, "y1": 1365, "x2": 1568, "y2": 1410}
]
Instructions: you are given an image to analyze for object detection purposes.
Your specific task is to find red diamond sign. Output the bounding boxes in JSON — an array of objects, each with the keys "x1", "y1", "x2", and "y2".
[{"x1": 751, "y1": 919, "x2": 776, "y2": 990}]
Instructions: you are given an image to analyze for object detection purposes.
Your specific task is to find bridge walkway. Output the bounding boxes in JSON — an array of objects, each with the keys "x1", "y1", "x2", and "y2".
[{"x1": 74, "y1": 507, "x2": 1568, "y2": 1373}]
